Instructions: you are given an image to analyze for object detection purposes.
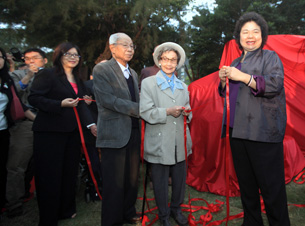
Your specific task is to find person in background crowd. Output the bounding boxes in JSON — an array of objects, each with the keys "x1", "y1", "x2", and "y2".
[
  {"x1": 218, "y1": 12, "x2": 290, "y2": 226},
  {"x1": 93, "y1": 32, "x2": 141, "y2": 226},
  {"x1": 6, "y1": 53, "x2": 15, "y2": 72},
  {"x1": 138, "y1": 46, "x2": 159, "y2": 91},
  {"x1": 28, "y1": 42, "x2": 97, "y2": 226},
  {"x1": 17, "y1": 63, "x2": 28, "y2": 70},
  {"x1": 0, "y1": 47, "x2": 34, "y2": 220},
  {"x1": 140, "y1": 42, "x2": 192, "y2": 226},
  {"x1": 6, "y1": 48, "x2": 46, "y2": 218}
]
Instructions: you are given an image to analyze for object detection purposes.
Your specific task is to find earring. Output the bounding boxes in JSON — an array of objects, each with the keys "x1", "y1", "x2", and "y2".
[{"x1": 159, "y1": 63, "x2": 161, "y2": 68}]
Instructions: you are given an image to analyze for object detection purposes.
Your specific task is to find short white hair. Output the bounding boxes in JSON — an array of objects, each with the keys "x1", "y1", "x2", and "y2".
[{"x1": 109, "y1": 32, "x2": 129, "y2": 45}]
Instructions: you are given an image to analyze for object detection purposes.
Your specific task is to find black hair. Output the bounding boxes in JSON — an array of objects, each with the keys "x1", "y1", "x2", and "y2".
[
  {"x1": 24, "y1": 48, "x2": 47, "y2": 59},
  {"x1": 234, "y1": 12, "x2": 268, "y2": 50},
  {"x1": 0, "y1": 47, "x2": 11, "y2": 84},
  {"x1": 52, "y1": 42, "x2": 82, "y2": 79}
]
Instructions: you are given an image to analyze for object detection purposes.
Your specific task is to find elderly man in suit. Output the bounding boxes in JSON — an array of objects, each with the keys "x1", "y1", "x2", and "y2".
[{"x1": 92, "y1": 32, "x2": 141, "y2": 226}]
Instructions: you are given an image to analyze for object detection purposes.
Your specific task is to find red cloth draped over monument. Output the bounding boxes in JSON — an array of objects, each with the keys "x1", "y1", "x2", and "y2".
[{"x1": 187, "y1": 35, "x2": 305, "y2": 196}]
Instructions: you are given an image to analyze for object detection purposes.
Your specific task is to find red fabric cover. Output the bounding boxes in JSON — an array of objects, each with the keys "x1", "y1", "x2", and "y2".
[{"x1": 187, "y1": 35, "x2": 305, "y2": 196}]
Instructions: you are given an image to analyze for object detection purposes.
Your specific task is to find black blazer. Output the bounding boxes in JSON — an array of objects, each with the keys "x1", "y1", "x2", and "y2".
[{"x1": 28, "y1": 68, "x2": 94, "y2": 132}]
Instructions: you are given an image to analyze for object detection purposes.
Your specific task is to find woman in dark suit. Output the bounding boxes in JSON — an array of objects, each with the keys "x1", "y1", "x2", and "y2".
[{"x1": 28, "y1": 42, "x2": 96, "y2": 226}]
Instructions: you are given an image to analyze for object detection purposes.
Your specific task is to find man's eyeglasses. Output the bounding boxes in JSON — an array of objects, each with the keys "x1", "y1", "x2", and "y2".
[
  {"x1": 63, "y1": 52, "x2": 81, "y2": 59},
  {"x1": 161, "y1": 57, "x2": 178, "y2": 64},
  {"x1": 115, "y1": 43, "x2": 136, "y2": 50},
  {"x1": 23, "y1": 56, "x2": 43, "y2": 61}
]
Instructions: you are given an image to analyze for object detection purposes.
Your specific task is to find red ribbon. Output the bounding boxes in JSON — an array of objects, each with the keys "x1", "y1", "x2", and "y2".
[
  {"x1": 73, "y1": 99, "x2": 102, "y2": 200},
  {"x1": 183, "y1": 108, "x2": 190, "y2": 168},
  {"x1": 141, "y1": 120, "x2": 145, "y2": 162},
  {"x1": 293, "y1": 169, "x2": 305, "y2": 184},
  {"x1": 75, "y1": 96, "x2": 305, "y2": 225},
  {"x1": 225, "y1": 77, "x2": 231, "y2": 226}
]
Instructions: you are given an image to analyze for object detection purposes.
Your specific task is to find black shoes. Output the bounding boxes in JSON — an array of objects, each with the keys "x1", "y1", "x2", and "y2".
[
  {"x1": 161, "y1": 218, "x2": 171, "y2": 226},
  {"x1": 170, "y1": 210, "x2": 188, "y2": 226},
  {"x1": 125, "y1": 213, "x2": 142, "y2": 224}
]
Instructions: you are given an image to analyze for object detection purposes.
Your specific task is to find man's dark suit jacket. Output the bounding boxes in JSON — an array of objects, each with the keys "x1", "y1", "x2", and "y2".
[{"x1": 92, "y1": 58, "x2": 140, "y2": 149}]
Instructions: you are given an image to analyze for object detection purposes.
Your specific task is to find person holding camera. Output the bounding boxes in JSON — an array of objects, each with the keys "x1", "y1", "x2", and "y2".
[{"x1": 5, "y1": 48, "x2": 47, "y2": 218}]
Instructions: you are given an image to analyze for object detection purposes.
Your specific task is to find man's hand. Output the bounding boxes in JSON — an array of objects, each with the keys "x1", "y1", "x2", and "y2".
[
  {"x1": 89, "y1": 124, "x2": 97, "y2": 137},
  {"x1": 83, "y1": 95, "x2": 93, "y2": 105}
]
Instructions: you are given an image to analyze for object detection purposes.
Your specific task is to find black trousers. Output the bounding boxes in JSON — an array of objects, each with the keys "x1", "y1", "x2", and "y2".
[
  {"x1": 230, "y1": 129, "x2": 290, "y2": 226},
  {"x1": 34, "y1": 130, "x2": 81, "y2": 226},
  {"x1": 100, "y1": 128, "x2": 140, "y2": 226},
  {"x1": 0, "y1": 129, "x2": 9, "y2": 211},
  {"x1": 150, "y1": 161, "x2": 186, "y2": 220}
]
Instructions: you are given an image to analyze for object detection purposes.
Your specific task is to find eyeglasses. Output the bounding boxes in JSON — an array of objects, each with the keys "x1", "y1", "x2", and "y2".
[
  {"x1": 0, "y1": 55, "x2": 5, "y2": 59},
  {"x1": 23, "y1": 56, "x2": 43, "y2": 61},
  {"x1": 63, "y1": 52, "x2": 81, "y2": 59},
  {"x1": 161, "y1": 57, "x2": 178, "y2": 64},
  {"x1": 115, "y1": 43, "x2": 136, "y2": 50}
]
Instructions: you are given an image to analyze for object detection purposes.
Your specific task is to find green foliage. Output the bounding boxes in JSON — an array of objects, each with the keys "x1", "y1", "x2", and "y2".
[
  {"x1": 187, "y1": 0, "x2": 305, "y2": 80},
  {"x1": 1, "y1": 0, "x2": 304, "y2": 80},
  {"x1": 0, "y1": 28, "x2": 27, "y2": 51},
  {"x1": 0, "y1": 0, "x2": 192, "y2": 76}
]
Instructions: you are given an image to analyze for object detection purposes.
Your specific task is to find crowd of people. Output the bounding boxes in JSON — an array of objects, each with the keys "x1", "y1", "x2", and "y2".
[{"x1": 0, "y1": 12, "x2": 291, "y2": 226}]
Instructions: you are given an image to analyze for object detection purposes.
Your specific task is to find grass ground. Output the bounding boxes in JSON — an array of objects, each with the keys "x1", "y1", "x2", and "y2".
[{"x1": 1, "y1": 165, "x2": 304, "y2": 226}]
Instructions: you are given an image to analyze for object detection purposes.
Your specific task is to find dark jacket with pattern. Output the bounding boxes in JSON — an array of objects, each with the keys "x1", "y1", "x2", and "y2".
[
  {"x1": 92, "y1": 58, "x2": 140, "y2": 148},
  {"x1": 220, "y1": 48, "x2": 286, "y2": 143}
]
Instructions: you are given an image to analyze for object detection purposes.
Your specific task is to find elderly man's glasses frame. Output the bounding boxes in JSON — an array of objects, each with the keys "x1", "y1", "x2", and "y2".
[{"x1": 115, "y1": 43, "x2": 136, "y2": 50}]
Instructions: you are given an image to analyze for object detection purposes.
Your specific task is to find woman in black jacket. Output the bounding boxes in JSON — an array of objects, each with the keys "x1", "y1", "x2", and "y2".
[{"x1": 29, "y1": 43, "x2": 96, "y2": 226}]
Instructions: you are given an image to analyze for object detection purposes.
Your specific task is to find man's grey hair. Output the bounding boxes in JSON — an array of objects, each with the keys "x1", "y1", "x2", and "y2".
[{"x1": 109, "y1": 32, "x2": 129, "y2": 45}]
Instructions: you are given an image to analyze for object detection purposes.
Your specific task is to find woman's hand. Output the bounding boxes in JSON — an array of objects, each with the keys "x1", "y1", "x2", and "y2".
[
  {"x1": 221, "y1": 66, "x2": 252, "y2": 84},
  {"x1": 219, "y1": 66, "x2": 227, "y2": 88},
  {"x1": 182, "y1": 107, "x2": 191, "y2": 117},
  {"x1": 166, "y1": 106, "x2": 183, "y2": 118},
  {"x1": 61, "y1": 97, "x2": 79, "y2": 107},
  {"x1": 219, "y1": 66, "x2": 227, "y2": 82}
]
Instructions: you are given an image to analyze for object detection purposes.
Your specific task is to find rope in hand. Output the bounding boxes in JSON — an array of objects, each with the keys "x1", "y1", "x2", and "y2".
[{"x1": 225, "y1": 77, "x2": 230, "y2": 225}]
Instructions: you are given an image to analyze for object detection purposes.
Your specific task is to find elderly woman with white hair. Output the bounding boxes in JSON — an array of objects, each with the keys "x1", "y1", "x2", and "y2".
[{"x1": 140, "y1": 42, "x2": 192, "y2": 226}]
